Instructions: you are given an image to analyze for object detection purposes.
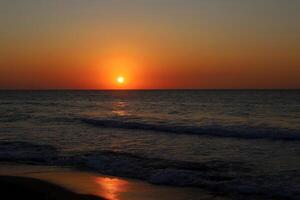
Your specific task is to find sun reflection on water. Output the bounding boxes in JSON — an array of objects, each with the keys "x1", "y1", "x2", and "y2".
[
  {"x1": 112, "y1": 101, "x2": 129, "y2": 117},
  {"x1": 95, "y1": 177, "x2": 129, "y2": 200}
]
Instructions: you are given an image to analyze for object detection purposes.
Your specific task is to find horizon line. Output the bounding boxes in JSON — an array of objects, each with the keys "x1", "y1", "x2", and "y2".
[{"x1": 0, "y1": 88, "x2": 299, "y2": 91}]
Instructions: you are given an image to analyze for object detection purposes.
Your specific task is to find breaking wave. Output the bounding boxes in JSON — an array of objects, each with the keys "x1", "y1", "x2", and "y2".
[
  {"x1": 0, "y1": 141, "x2": 299, "y2": 200},
  {"x1": 81, "y1": 118, "x2": 300, "y2": 141}
]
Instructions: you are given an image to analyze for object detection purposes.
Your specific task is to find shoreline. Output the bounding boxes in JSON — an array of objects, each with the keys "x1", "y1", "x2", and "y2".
[
  {"x1": 0, "y1": 175, "x2": 105, "y2": 200},
  {"x1": 0, "y1": 163, "x2": 228, "y2": 200}
]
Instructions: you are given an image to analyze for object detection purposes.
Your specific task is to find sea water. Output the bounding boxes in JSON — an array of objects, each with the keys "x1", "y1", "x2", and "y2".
[{"x1": 0, "y1": 90, "x2": 299, "y2": 199}]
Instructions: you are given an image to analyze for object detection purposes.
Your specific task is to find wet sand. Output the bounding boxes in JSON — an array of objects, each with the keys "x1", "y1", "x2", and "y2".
[
  {"x1": 0, "y1": 164, "x2": 227, "y2": 200},
  {"x1": 0, "y1": 175, "x2": 105, "y2": 200}
]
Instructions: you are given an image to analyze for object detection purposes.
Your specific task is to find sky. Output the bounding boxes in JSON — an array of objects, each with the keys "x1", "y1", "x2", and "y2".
[{"x1": 0, "y1": 0, "x2": 299, "y2": 89}]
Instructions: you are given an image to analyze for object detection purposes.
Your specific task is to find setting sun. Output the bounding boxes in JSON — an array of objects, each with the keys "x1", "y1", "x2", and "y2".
[{"x1": 116, "y1": 76, "x2": 125, "y2": 84}]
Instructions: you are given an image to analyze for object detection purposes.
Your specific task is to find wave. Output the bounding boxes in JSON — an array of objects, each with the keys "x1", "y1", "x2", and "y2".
[
  {"x1": 81, "y1": 118, "x2": 300, "y2": 141},
  {"x1": 0, "y1": 141, "x2": 58, "y2": 163},
  {"x1": 1, "y1": 141, "x2": 299, "y2": 200}
]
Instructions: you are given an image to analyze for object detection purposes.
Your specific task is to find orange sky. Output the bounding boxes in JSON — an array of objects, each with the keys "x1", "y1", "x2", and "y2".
[{"x1": 0, "y1": 0, "x2": 299, "y2": 89}]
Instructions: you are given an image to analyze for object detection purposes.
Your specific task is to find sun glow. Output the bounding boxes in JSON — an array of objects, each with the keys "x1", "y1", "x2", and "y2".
[{"x1": 116, "y1": 76, "x2": 125, "y2": 84}]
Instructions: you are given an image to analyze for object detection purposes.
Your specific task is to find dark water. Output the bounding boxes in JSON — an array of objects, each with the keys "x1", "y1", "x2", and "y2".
[{"x1": 0, "y1": 90, "x2": 299, "y2": 199}]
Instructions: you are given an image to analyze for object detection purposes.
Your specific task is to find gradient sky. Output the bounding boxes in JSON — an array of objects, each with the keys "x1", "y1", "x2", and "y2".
[{"x1": 0, "y1": 0, "x2": 299, "y2": 89}]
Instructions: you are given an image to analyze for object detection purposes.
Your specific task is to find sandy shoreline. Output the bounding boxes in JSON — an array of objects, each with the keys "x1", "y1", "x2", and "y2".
[
  {"x1": 0, "y1": 175, "x2": 105, "y2": 200},
  {"x1": 0, "y1": 164, "x2": 228, "y2": 200}
]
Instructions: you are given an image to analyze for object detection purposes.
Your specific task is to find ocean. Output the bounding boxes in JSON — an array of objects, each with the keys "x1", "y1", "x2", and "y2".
[{"x1": 0, "y1": 90, "x2": 299, "y2": 199}]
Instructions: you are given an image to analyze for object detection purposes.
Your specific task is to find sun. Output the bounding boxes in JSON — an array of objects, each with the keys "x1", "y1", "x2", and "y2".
[{"x1": 116, "y1": 76, "x2": 125, "y2": 84}]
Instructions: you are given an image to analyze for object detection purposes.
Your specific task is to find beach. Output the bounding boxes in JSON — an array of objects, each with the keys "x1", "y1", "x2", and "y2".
[
  {"x1": 1, "y1": 0, "x2": 299, "y2": 199},
  {"x1": 0, "y1": 164, "x2": 231, "y2": 200},
  {"x1": 0, "y1": 175, "x2": 104, "y2": 200}
]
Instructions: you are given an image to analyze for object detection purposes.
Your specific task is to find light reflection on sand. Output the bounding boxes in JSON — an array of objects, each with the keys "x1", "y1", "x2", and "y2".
[
  {"x1": 95, "y1": 177, "x2": 129, "y2": 200},
  {"x1": 0, "y1": 165, "x2": 220, "y2": 200}
]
